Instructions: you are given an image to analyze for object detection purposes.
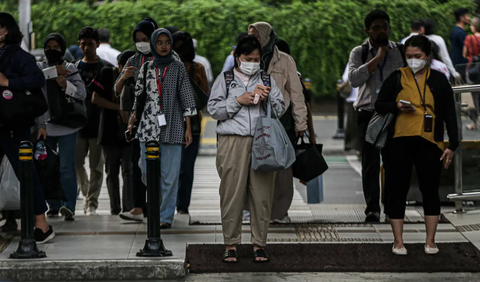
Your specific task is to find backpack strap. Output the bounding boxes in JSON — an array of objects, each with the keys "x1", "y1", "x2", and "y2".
[
  {"x1": 223, "y1": 70, "x2": 234, "y2": 96},
  {"x1": 361, "y1": 42, "x2": 369, "y2": 65},
  {"x1": 261, "y1": 72, "x2": 271, "y2": 87}
]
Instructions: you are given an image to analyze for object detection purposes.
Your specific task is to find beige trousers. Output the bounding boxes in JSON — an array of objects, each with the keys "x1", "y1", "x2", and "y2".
[
  {"x1": 216, "y1": 135, "x2": 276, "y2": 247},
  {"x1": 76, "y1": 137, "x2": 104, "y2": 211}
]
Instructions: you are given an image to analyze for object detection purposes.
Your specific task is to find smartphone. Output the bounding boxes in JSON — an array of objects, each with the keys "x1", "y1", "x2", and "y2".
[
  {"x1": 399, "y1": 100, "x2": 414, "y2": 108},
  {"x1": 124, "y1": 126, "x2": 137, "y2": 142}
]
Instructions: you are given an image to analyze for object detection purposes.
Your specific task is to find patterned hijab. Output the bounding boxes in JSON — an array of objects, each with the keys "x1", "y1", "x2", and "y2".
[{"x1": 150, "y1": 28, "x2": 174, "y2": 69}]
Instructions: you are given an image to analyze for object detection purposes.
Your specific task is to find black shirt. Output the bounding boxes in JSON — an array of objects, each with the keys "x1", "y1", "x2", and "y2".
[{"x1": 76, "y1": 58, "x2": 112, "y2": 139}]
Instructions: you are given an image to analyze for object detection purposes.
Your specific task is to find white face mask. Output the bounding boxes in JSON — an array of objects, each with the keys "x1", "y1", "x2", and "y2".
[
  {"x1": 136, "y1": 42, "x2": 151, "y2": 55},
  {"x1": 238, "y1": 59, "x2": 260, "y2": 75},
  {"x1": 407, "y1": 58, "x2": 427, "y2": 73}
]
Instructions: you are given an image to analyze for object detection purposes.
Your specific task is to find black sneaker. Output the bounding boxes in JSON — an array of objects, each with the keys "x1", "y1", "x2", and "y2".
[
  {"x1": 1, "y1": 218, "x2": 18, "y2": 233},
  {"x1": 365, "y1": 212, "x2": 380, "y2": 222},
  {"x1": 59, "y1": 206, "x2": 75, "y2": 221},
  {"x1": 34, "y1": 225, "x2": 55, "y2": 244},
  {"x1": 46, "y1": 209, "x2": 59, "y2": 218}
]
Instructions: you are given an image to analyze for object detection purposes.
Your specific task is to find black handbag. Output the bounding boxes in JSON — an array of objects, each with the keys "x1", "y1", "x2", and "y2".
[
  {"x1": 46, "y1": 74, "x2": 88, "y2": 128},
  {"x1": 292, "y1": 136, "x2": 329, "y2": 182},
  {"x1": 0, "y1": 46, "x2": 48, "y2": 129}
]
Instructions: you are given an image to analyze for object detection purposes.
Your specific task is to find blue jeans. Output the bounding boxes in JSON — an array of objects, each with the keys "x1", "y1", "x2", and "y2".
[
  {"x1": 140, "y1": 142, "x2": 182, "y2": 224},
  {"x1": 176, "y1": 135, "x2": 200, "y2": 213},
  {"x1": 46, "y1": 132, "x2": 78, "y2": 212}
]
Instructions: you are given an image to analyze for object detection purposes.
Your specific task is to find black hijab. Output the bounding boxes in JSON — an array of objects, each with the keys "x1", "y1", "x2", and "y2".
[
  {"x1": 43, "y1": 33, "x2": 66, "y2": 65},
  {"x1": 150, "y1": 28, "x2": 174, "y2": 69}
]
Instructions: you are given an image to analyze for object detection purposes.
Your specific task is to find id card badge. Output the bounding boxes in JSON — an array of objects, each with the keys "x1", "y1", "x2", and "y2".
[
  {"x1": 424, "y1": 114, "x2": 433, "y2": 132},
  {"x1": 157, "y1": 114, "x2": 167, "y2": 127},
  {"x1": 375, "y1": 87, "x2": 381, "y2": 95}
]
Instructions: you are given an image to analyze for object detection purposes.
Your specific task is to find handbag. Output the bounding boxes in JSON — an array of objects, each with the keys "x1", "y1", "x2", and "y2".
[
  {"x1": 0, "y1": 45, "x2": 48, "y2": 129},
  {"x1": 46, "y1": 71, "x2": 88, "y2": 128},
  {"x1": 292, "y1": 135, "x2": 328, "y2": 182},
  {"x1": 365, "y1": 112, "x2": 394, "y2": 148},
  {"x1": 252, "y1": 84, "x2": 296, "y2": 172},
  {"x1": 0, "y1": 156, "x2": 20, "y2": 211}
]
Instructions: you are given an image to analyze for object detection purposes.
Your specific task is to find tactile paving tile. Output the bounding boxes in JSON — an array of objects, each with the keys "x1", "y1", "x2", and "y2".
[{"x1": 455, "y1": 224, "x2": 480, "y2": 232}]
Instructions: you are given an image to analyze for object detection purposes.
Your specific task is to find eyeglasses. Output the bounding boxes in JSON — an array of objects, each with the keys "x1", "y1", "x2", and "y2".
[{"x1": 370, "y1": 24, "x2": 390, "y2": 31}]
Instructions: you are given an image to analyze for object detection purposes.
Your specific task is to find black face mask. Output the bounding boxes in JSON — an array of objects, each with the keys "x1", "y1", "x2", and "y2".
[
  {"x1": 373, "y1": 34, "x2": 389, "y2": 46},
  {"x1": 45, "y1": 49, "x2": 64, "y2": 65}
]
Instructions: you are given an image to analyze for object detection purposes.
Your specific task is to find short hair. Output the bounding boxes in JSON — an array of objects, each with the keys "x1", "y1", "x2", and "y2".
[
  {"x1": 364, "y1": 10, "x2": 390, "y2": 29},
  {"x1": 0, "y1": 12, "x2": 23, "y2": 45},
  {"x1": 410, "y1": 20, "x2": 424, "y2": 32},
  {"x1": 455, "y1": 8, "x2": 469, "y2": 22},
  {"x1": 98, "y1": 28, "x2": 110, "y2": 43},
  {"x1": 233, "y1": 36, "x2": 263, "y2": 68},
  {"x1": 236, "y1": 32, "x2": 248, "y2": 44},
  {"x1": 423, "y1": 19, "x2": 435, "y2": 35},
  {"x1": 405, "y1": 35, "x2": 432, "y2": 56},
  {"x1": 117, "y1": 49, "x2": 135, "y2": 67},
  {"x1": 78, "y1": 27, "x2": 99, "y2": 43}
]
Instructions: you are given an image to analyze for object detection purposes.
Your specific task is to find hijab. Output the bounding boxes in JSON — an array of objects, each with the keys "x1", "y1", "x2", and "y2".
[
  {"x1": 172, "y1": 31, "x2": 195, "y2": 62},
  {"x1": 249, "y1": 22, "x2": 277, "y2": 71},
  {"x1": 133, "y1": 17, "x2": 158, "y2": 43},
  {"x1": 43, "y1": 33, "x2": 66, "y2": 65},
  {"x1": 150, "y1": 28, "x2": 174, "y2": 69}
]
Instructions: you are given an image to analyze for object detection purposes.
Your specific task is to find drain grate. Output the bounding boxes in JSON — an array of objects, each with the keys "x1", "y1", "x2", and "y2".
[{"x1": 456, "y1": 224, "x2": 480, "y2": 232}]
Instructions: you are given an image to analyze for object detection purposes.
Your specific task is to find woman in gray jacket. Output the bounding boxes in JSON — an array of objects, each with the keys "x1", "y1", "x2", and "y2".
[
  {"x1": 36, "y1": 33, "x2": 86, "y2": 221},
  {"x1": 208, "y1": 36, "x2": 285, "y2": 263}
]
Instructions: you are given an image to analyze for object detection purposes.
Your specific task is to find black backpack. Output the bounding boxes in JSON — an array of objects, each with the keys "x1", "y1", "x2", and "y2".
[{"x1": 0, "y1": 45, "x2": 48, "y2": 129}]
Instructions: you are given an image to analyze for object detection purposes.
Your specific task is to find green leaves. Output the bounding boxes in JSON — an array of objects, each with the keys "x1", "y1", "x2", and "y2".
[{"x1": 0, "y1": 0, "x2": 474, "y2": 97}]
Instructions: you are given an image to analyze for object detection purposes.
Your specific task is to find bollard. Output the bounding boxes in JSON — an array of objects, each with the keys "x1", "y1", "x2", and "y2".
[
  {"x1": 10, "y1": 141, "x2": 46, "y2": 259},
  {"x1": 137, "y1": 140, "x2": 172, "y2": 257},
  {"x1": 332, "y1": 87, "x2": 345, "y2": 139}
]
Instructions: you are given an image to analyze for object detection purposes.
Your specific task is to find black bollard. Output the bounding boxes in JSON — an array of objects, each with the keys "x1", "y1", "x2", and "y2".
[
  {"x1": 10, "y1": 141, "x2": 46, "y2": 259},
  {"x1": 137, "y1": 140, "x2": 172, "y2": 257},
  {"x1": 332, "y1": 86, "x2": 345, "y2": 139}
]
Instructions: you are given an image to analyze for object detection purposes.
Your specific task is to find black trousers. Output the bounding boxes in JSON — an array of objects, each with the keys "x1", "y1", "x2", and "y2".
[
  {"x1": 104, "y1": 145, "x2": 133, "y2": 214},
  {"x1": 131, "y1": 139, "x2": 147, "y2": 209},
  {"x1": 382, "y1": 136, "x2": 443, "y2": 219},
  {"x1": 357, "y1": 110, "x2": 381, "y2": 214}
]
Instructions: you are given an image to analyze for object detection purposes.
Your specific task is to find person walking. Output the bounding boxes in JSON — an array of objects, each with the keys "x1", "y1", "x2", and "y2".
[
  {"x1": 127, "y1": 28, "x2": 197, "y2": 229},
  {"x1": 0, "y1": 12, "x2": 54, "y2": 243},
  {"x1": 116, "y1": 18, "x2": 158, "y2": 222},
  {"x1": 75, "y1": 27, "x2": 113, "y2": 216},
  {"x1": 450, "y1": 8, "x2": 470, "y2": 82},
  {"x1": 97, "y1": 28, "x2": 121, "y2": 67},
  {"x1": 348, "y1": 10, "x2": 406, "y2": 222},
  {"x1": 208, "y1": 36, "x2": 286, "y2": 263},
  {"x1": 172, "y1": 31, "x2": 210, "y2": 215},
  {"x1": 463, "y1": 17, "x2": 480, "y2": 131},
  {"x1": 248, "y1": 21, "x2": 307, "y2": 222},
  {"x1": 424, "y1": 19, "x2": 458, "y2": 79},
  {"x1": 91, "y1": 50, "x2": 136, "y2": 215},
  {"x1": 375, "y1": 35, "x2": 458, "y2": 255},
  {"x1": 36, "y1": 33, "x2": 87, "y2": 220}
]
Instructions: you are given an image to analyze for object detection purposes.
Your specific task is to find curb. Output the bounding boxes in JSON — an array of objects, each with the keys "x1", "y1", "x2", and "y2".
[{"x1": 0, "y1": 259, "x2": 186, "y2": 281}]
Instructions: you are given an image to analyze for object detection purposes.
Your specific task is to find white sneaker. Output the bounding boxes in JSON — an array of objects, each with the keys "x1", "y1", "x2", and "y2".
[
  {"x1": 86, "y1": 207, "x2": 97, "y2": 216},
  {"x1": 119, "y1": 212, "x2": 143, "y2": 222},
  {"x1": 424, "y1": 244, "x2": 439, "y2": 255},
  {"x1": 392, "y1": 245, "x2": 408, "y2": 256}
]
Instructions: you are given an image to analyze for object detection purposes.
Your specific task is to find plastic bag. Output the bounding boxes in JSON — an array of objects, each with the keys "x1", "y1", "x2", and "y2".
[{"x1": 0, "y1": 156, "x2": 20, "y2": 210}]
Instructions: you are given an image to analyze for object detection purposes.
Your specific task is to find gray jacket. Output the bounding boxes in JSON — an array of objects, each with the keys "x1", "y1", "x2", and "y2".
[{"x1": 208, "y1": 70, "x2": 286, "y2": 136}]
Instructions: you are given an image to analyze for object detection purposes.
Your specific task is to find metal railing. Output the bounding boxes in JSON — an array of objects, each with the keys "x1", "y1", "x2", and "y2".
[{"x1": 447, "y1": 84, "x2": 480, "y2": 212}]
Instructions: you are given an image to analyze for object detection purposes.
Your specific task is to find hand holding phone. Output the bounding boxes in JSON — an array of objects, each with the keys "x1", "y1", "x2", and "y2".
[{"x1": 398, "y1": 100, "x2": 415, "y2": 112}]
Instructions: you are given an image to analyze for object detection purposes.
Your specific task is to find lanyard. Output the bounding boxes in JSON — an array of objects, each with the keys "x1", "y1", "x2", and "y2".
[
  {"x1": 413, "y1": 68, "x2": 429, "y2": 114},
  {"x1": 370, "y1": 50, "x2": 389, "y2": 82},
  {"x1": 141, "y1": 55, "x2": 153, "y2": 66},
  {"x1": 155, "y1": 66, "x2": 168, "y2": 109}
]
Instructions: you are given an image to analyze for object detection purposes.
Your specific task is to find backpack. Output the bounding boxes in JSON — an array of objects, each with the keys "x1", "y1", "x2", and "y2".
[
  {"x1": 223, "y1": 70, "x2": 271, "y2": 95},
  {"x1": 0, "y1": 45, "x2": 48, "y2": 129},
  {"x1": 361, "y1": 41, "x2": 407, "y2": 66}
]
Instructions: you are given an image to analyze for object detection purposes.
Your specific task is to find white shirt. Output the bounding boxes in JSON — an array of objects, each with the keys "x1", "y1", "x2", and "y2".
[
  {"x1": 401, "y1": 33, "x2": 419, "y2": 44},
  {"x1": 96, "y1": 43, "x2": 121, "y2": 67},
  {"x1": 342, "y1": 64, "x2": 358, "y2": 103},
  {"x1": 426, "y1": 34, "x2": 457, "y2": 77},
  {"x1": 194, "y1": 54, "x2": 213, "y2": 84}
]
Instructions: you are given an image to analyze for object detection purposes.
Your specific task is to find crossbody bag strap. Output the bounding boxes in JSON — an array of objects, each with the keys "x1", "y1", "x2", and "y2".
[{"x1": 223, "y1": 70, "x2": 234, "y2": 97}]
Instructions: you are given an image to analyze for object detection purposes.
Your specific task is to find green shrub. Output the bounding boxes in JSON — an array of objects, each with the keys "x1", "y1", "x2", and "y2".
[{"x1": 1, "y1": 0, "x2": 474, "y2": 97}]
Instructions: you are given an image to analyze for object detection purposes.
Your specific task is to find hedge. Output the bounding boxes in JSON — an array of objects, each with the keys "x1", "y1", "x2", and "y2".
[{"x1": 1, "y1": 0, "x2": 475, "y2": 97}]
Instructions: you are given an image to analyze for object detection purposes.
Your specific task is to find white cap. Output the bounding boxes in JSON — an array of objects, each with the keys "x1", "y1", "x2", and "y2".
[{"x1": 193, "y1": 38, "x2": 198, "y2": 49}]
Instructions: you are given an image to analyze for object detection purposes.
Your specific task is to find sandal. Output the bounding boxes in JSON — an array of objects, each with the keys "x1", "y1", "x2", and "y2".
[
  {"x1": 253, "y1": 249, "x2": 270, "y2": 263},
  {"x1": 222, "y1": 249, "x2": 238, "y2": 263},
  {"x1": 466, "y1": 124, "x2": 478, "y2": 131}
]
